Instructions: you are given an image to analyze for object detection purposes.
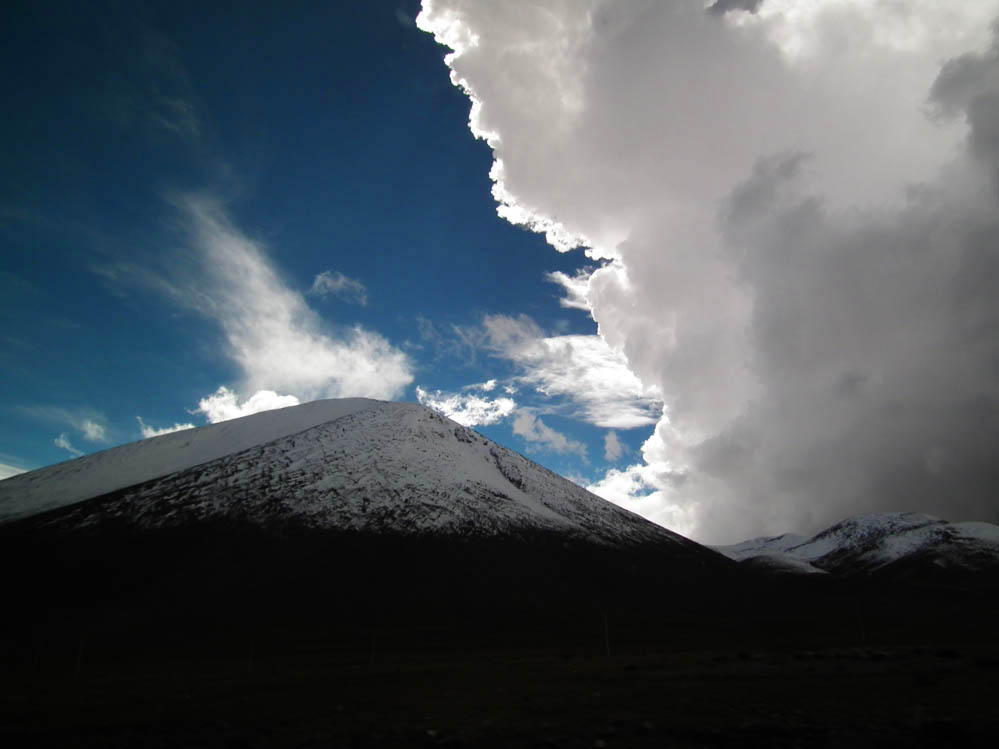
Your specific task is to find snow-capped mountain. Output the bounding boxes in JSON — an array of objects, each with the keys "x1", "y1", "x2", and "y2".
[
  {"x1": 714, "y1": 512, "x2": 999, "y2": 579},
  {"x1": 1, "y1": 399, "x2": 735, "y2": 647},
  {"x1": 4, "y1": 399, "x2": 712, "y2": 556}
]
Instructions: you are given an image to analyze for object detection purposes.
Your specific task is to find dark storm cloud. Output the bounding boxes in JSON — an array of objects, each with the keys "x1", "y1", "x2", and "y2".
[
  {"x1": 709, "y1": 125, "x2": 999, "y2": 535},
  {"x1": 707, "y1": 0, "x2": 763, "y2": 16},
  {"x1": 928, "y1": 28, "x2": 999, "y2": 164}
]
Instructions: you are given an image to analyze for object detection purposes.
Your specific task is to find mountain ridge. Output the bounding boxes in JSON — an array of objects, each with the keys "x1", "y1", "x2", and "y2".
[
  {"x1": 714, "y1": 511, "x2": 999, "y2": 580},
  {"x1": 7, "y1": 400, "x2": 714, "y2": 558}
]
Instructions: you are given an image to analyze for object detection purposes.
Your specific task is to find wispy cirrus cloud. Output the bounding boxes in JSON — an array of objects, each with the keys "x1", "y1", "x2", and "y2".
[
  {"x1": 21, "y1": 406, "x2": 110, "y2": 444},
  {"x1": 474, "y1": 313, "x2": 662, "y2": 429},
  {"x1": 512, "y1": 411, "x2": 587, "y2": 459},
  {"x1": 170, "y1": 195, "x2": 413, "y2": 404},
  {"x1": 112, "y1": 194, "x2": 414, "y2": 418},
  {"x1": 308, "y1": 270, "x2": 368, "y2": 305},
  {"x1": 53, "y1": 433, "x2": 83, "y2": 457}
]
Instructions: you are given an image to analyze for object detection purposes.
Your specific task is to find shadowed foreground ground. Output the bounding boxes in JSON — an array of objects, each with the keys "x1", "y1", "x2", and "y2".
[
  {"x1": 3, "y1": 640, "x2": 999, "y2": 748},
  {"x1": 3, "y1": 524, "x2": 998, "y2": 746}
]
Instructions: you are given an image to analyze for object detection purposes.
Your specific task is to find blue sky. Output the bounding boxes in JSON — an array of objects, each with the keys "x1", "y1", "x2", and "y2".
[
  {"x1": 0, "y1": 0, "x2": 656, "y2": 490},
  {"x1": 3, "y1": 1, "x2": 997, "y2": 543}
]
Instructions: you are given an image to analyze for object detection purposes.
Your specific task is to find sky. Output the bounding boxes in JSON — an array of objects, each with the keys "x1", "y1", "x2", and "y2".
[{"x1": 2, "y1": 0, "x2": 998, "y2": 544}]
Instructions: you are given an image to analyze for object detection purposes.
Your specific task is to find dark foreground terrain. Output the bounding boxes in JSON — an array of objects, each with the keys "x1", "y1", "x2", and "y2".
[
  {"x1": 3, "y1": 638, "x2": 999, "y2": 748},
  {"x1": 3, "y1": 523, "x2": 999, "y2": 747}
]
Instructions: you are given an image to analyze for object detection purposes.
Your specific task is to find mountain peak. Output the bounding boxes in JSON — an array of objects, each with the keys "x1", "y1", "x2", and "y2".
[{"x1": 3, "y1": 399, "x2": 710, "y2": 556}]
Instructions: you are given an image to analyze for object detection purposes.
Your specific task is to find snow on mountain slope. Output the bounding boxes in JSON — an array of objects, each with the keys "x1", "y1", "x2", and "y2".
[
  {"x1": 0, "y1": 399, "x2": 381, "y2": 524},
  {"x1": 712, "y1": 533, "x2": 807, "y2": 562},
  {"x1": 738, "y1": 554, "x2": 828, "y2": 575},
  {"x1": 787, "y1": 512, "x2": 943, "y2": 564},
  {"x1": 13, "y1": 400, "x2": 716, "y2": 555},
  {"x1": 714, "y1": 512, "x2": 999, "y2": 576}
]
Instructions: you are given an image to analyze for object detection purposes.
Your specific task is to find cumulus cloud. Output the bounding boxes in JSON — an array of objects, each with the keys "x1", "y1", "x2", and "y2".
[
  {"x1": 418, "y1": 1, "x2": 999, "y2": 542},
  {"x1": 308, "y1": 270, "x2": 368, "y2": 305},
  {"x1": 474, "y1": 313, "x2": 662, "y2": 429},
  {"x1": 512, "y1": 411, "x2": 587, "y2": 458},
  {"x1": 54, "y1": 433, "x2": 83, "y2": 457},
  {"x1": 415, "y1": 385, "x2": 515, "y2": 426},
  {"x1": 193, "y1": 386, "x2": 300, "y2": 424},
  {"x1": 603, "y1": 431, "x2": 623, "y2": 462},
  {"x1": 167, "y1": 195, "x2": 412, "y2": 402},
  {"x1": 136, "y1": 416, "x2": 196, "y2": 438},
  {"x1": 80, "y1": 419, "x2": 107, "y2": 443}
]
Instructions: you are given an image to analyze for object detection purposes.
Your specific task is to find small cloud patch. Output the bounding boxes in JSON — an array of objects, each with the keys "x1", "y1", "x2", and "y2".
[
  {"x1": 512, "y1": 411, "x2": 587, "y2": 459},
  {"x1": 54, "y1": 433, "x2": 83, "y2": 457},
  {"x1": 308, "y1": 270, "x2": 368, "y2": 306},
  {"x1": 416, "y1": 386, "x2": 515, "y2": 427},
  {"x1": 604, "y1": 430, "x2": 624, "y2": 462},
  {"x1": 136, "y1": 417, "x2": 196, "y2": 439},
  {"x1": 194, "y1": 386, "x2": 301, "y2": 424}
]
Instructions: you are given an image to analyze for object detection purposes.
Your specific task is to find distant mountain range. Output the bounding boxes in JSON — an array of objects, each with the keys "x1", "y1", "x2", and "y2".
[{"x1": 714, "y1": 512, "x2": 999, "y2": 583}]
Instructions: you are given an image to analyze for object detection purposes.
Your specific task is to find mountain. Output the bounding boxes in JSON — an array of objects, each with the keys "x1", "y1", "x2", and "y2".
[
  {"x1": 714, "y1": 512, "x2": 999, "y2": 583},
  {"x1": 1, "y1": 399, "x2": 712, "y2": 552},
  {"x1": 0, "y1": 399, "x2": 735, "y2": 661}
]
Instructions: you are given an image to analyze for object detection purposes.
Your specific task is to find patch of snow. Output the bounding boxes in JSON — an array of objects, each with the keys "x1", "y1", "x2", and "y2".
[
  {"x1": 712, "y1": 533, "x2": 807, "y2": 561},
  {"x1": 951, "y1": 521, "x2": 999, "y2": 543},
  {"x1": 741, "y1": 553, "x2": 827, "y2": 575}
]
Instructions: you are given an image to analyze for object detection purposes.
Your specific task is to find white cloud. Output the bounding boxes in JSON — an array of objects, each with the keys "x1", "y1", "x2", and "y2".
[
  {"x1": 308, "y1": 270, "x2": 368, "y2": 305},
  {"x1": 0, "y1": 462, "x2": 28, "y2": 480},
  {"x1": 194, "y1": 386, "x2": 301, "y2": 424},
  {"x1": 166, "y1": 194, "x2": 412, "y2": 402},
  {"x1": 415, "y1": 386, "x2": 515, "y2": 426},
  {"x1": 23, "y1": 407, "x2": 109, "y2": 444},
  {"x1": 136, "y1": 416, "x2": 196, "y2": 439},
  {"x1": 419, "y1": 1, "x2": 999, "y2": 543},
  {"x1": 546, "y1": 269, "x2": 592, "y2": 311},
  {"x1": 153, "y1": 96, "x2": 201, "y2": 143},
  {"x1": 512, "y1": 411, "x2": 587, "y2": 458},
  {"x1": 603, "y1": 430, "x2": 623, "y2": 462},
  {"x1": 477, "y1": 313, "x2": 662, "y2": 429},
  {"x1": 587, "y1": 459, "x2": 699, "y2": 540},
  {"x1": 80, "y1": 419, "x2": 107, "y2": 443},
  {"x1": 465, "y1": 378, "x2": 497, "y2": 392},
  {"x1": 54, "y1": 433, "x2": 83, "y2": 457}
]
